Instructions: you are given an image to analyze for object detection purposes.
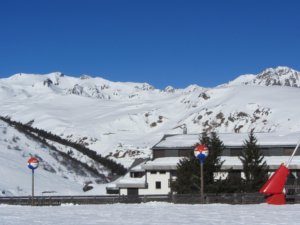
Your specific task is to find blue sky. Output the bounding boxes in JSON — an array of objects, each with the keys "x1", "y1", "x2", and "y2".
[{"x1": 0, "y1": 0, "x2": 300, "y2": 88}]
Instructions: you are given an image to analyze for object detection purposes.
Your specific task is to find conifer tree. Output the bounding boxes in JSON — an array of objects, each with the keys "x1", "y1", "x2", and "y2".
[
  {"x1": 203, "y1": 132, "x2": 224, "y2": 186},
  {"x1": 172, "y1": 132, "x2": 224, "y2": 193},
  {"x1": 171, "y1": 155, "x2": 200, "y2": 194},
  {"x1": 239, "y1": 130, "x2": 269, "y2": 192}
]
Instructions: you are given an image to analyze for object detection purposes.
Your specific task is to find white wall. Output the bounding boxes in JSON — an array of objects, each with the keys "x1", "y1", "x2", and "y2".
[
  {"x1": 120, "y1": 170, "x2": 247, "y2": 195},
  {"x1": 120, "y1": 188, "x2": 127, "y2": 195},
  {"x1": 139, "y1": 171, "x2": 171, "y2": 195}
]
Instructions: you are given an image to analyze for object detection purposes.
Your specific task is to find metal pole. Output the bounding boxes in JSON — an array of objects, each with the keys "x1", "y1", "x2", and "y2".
[
  {"x1": 200, "y1": 162, "x2": 204, "y2": 203},
  {"x1": 32, "y1": 169, "x2": 34, "y2": 206},
  {"x1": 286, "y1": 138, "x2": 300, "y2": 167}
]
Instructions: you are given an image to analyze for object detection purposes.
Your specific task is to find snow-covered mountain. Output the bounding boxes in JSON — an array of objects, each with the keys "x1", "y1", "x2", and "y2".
[
  {"x1": 1, "y1": 66, "x2": 300, "y2": 195},
  {"x1": 228, "y1": 66, "x2": 300, "y2": 87},
  {"x1": 0, "y1": 119, "x2": 109, "y2": 196}
]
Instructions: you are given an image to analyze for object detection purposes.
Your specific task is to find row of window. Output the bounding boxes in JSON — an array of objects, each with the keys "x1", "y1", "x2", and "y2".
[
  {"x1": 224, "y1": 148, "x2": 298, "y2": 156},
  {"x1": 150, "y1": 171, "x2": 166, "y2": 174},
  {"x1": 153, "y1": 149, "x2": 191, "y2": 158},
  {"x1": 130, "y1": 172, "x2": 145, "y2": 178},
  {"x1": 153, "y1": 147, "x2": 299, "y2": 158}
]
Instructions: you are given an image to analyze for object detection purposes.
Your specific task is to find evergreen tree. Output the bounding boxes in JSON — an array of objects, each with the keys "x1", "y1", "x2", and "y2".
[
  {"x1": 171, "y1": 155, "x2": 200, "y2": 194},
  {"x1": 203, "y1": 132, "x2": 224, "y2": 186},
  {"x1": 239, "y1": 130, "x2": 269, "y2": 192},
  {"x1": 172, "y1": 132, "x2": 224, "y2": 193}
]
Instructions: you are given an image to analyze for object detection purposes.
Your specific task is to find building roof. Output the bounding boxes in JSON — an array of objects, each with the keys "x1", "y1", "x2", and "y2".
[
  {"x1": 222, "y1": 156, "x2": 300, "y2": 170},
  {"x1": 142, "y1": 157, "x2": 184, "y2": 170},
  {"x1": 116, "y1": 176, "x2": 147, "y2": 188},
  {"x1": 140, "y1": 156, "x2": 300, "y2": 171},
  {"x1": 127, "y1": 154, "x2": 300, "y2": 173},
  {"x1": 130, "y1": 164, "x2": 145, "y2": 172},
  {"x1": 152, "y1": 132, "x2": 300, "y2": 149}
]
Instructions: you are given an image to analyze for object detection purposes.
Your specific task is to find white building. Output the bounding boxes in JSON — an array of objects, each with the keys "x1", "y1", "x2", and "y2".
[
  {"x1": 114, "y1": 132, "x2": 300, "y2": 196},
  {"x1": 117, "y1": 157, "x2": 181, "y2": 195}
]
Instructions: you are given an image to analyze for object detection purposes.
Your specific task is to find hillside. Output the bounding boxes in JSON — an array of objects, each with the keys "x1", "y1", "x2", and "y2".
[
  {"x1": 1, "y1": 66, "x2": 300, "y2": 195},
  {"x1": 0, "y1": 119, "x2": 92, "y2": 196}
]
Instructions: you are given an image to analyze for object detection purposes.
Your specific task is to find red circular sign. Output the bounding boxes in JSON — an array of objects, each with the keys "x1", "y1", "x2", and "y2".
[
  {"x1": 194, "y1": 144, "x2": 209, "y2": 157},
  {"x1": 28, "y1": 157, "x2": 39, "y2": 170}
]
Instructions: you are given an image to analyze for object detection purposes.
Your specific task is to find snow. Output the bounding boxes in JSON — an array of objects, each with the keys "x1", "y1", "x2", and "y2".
[
  {"x1": 2, "y1": 69, "x2": 300, "y2": 164},
  {"x1": 142, "y1": 157, "x2": 183, "y2": 170},
  {"x1": 0, "y1": 120, "x2": 110, "y2": 196},
  {"x1": 116, "y1": 176, "x2": 146, "y2": 188},
  {"x1": 227, "y1": 66, "x2": 300, "y2": 88},
  {"x1": 0, "y1": 120, "x2": 83, "y2": 196},
  {"x1": 155, "y1": 132, "x2": 300, "y2": 148},
  {"x1": 222, "y1": 156, "x2": 300, "y2": 170},
  {"x1": 2, "y1": 67, "x2": 300, "y2": 195},
  {"x1": 154, "y1": 134, "x2": 199, "y2": 148},
  {"x1": 140, "y1": 155, "x2": 300, "y2": 171},
  {"x1": 226, "y1": 74, "x2": 257, "y2": 86},
  {"x1": 130, "y1": 164, "x2": 145, "y2": 172},
  {"x1": 116, "y1": 164, "x2": 147, "y2": 188},
  {"x1": 0, "y1": 203, "x2": 300, "y2": 225}
]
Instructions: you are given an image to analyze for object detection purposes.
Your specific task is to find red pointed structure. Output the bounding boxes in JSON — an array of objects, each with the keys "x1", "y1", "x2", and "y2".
[
  {"x1": 259, "y1": 140, "x2": 300, "y2": 205},
  {"x1": 259, "y1": 164, "x2": 289, "y2": 205}
]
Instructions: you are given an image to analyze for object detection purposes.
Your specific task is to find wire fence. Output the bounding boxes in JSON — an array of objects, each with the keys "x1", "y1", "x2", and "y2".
[{"x1": 2, "y1": 193, "x2": 299, "y2": 206}]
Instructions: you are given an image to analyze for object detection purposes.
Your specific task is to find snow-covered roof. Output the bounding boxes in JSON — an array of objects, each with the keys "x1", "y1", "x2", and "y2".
[
  {"x1": 153, "y1": 134, "x2": 199, "y2": 149},
  {"x1": 130, "y1": 164, "x2": 145, "y2": 172},
  {"x1": 142, "y1": 157, "x2": 184, "y2": 170},
  {"x1": 116, "y1": 176, "x2": 147, "y2": 188},
  {"x1": 153, "y1": 133, "x2": 300, "y2": 149},
  {"x1": 221, "y1": 156, "x2": 300, "y2": 170},
  {"x1": 140, "y1": 156, "x2": 300, "y2": 171}
]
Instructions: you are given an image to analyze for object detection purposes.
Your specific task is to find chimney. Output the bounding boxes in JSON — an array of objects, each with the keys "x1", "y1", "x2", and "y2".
[{"x1": 183, "y1": 124, "x2": 187, "y2": 134}]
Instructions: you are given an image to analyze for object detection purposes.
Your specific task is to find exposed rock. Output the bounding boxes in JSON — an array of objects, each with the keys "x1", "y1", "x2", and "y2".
[
  {"x1": 43, "y1": 78, "x2": 53, "y2": 87},
  {"x1": 198, "y1": 92, "x2": 210, "y2": 100},
  {"x1": 164, "y1": 86, "x2": 175, "y2": 93}
]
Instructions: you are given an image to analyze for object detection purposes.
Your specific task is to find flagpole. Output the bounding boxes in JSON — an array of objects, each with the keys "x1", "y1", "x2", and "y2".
[
  {"x1": 32, "y1": 169, "x2": 34, "y2": 206},
  {"x1": 200, "y1": 162, "x2": 204, "y2": 203}
]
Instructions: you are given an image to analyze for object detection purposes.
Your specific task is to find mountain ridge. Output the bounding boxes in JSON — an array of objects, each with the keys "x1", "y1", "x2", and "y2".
[
  {"x1": 1, "y1": 66, "x2": 300, "y2": 165},
  {"x1": 228, "y1": 66, "x2": 300, "y2": 87},
  {"x1": 1, "y1": 66, "x2": 300, "y2": 195}
]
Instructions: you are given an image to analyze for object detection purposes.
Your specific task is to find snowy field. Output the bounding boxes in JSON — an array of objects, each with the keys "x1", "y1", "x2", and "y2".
[{"x1": 1, "y1": 203, "x2": 300, "y2": 225}]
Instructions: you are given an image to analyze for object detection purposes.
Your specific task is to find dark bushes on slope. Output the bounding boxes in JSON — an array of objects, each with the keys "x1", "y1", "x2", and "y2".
[{"x1": 0, "y1": 116, "x2": 127, "y2": 175}]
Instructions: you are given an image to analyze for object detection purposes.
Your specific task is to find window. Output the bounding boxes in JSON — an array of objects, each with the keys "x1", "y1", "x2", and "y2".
[
  {"x1": 156, "y1": 181, "x2": 161, "y2": 189},
  {"x1": 153, "y1": 150, "x2": 165, "y2": 158},
  {"x1": 222, "y1": 148, "x2": 231, "y2": 156},
  {"x1": 283, "y1": 148, "x2": 293, "y2": 156},
  {"x1": 159, "y1": 171, "x2": 166, "y2": 174},
  {"x1": 171, "y1": 170, "x2": 177, "y2": 177},
  {"x1": 150, "y1": 171, "x2": 157, "y2": 174},
  {"x1": 130, "y1": 172, "x2": 145, "y2": 178},
  {"x1": 165, "y1": 150, "x2": 179, "y2": 157},
  {"x1": 178, "y1": 150, "x2": 191, "y2": 157},
  {"x1": 230, "y1": 148, "x2": 243, "y2": 156}
]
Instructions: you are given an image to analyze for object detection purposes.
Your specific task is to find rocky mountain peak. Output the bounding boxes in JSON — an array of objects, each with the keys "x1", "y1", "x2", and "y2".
[
  {"x1": 229, "y1": 66, "x2": 300, "y2": 88},
  {"x1": 257, "y1": 66, "x2": 297, "y2": 79},
  {"x1": 252, "y1": 66, "x2": 300, "y2": 87}
]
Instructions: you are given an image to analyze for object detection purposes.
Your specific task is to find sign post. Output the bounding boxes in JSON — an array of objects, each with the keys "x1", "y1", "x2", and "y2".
[
  {"x1": 27, "y1": 157, "x2": 39, "y2": 206},
  {"x1": 194, "y1": 144, "x2": 209, "y2": 203}
]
